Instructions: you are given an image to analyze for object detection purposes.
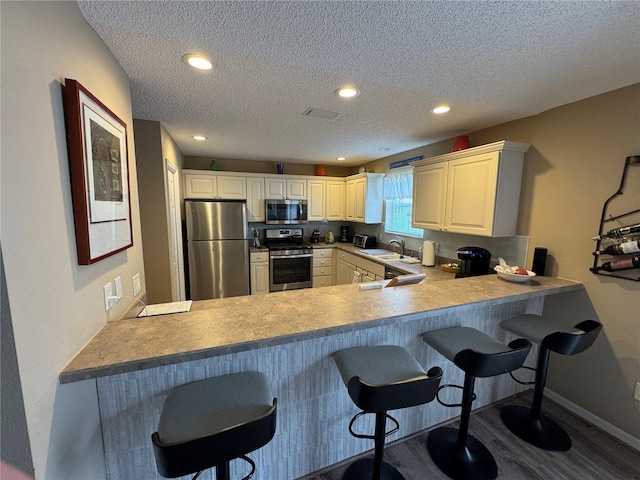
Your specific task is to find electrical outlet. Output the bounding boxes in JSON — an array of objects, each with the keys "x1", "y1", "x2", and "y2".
[
  {"x1": 114, "y1": 276, "x2": 123, "y2": 297},
  {"x1": 132, "y1": 273, "x2": 141, "y2": 296},
  {"x1": 103, "y1": 283, "x2": 113, "y2": 311},
  {"x1": 634, "y1": 382, "x2": 640, "y2": 402}
]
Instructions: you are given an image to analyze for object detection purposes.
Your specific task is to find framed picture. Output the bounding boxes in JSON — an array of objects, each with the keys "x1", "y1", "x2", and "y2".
[{"x1": 63, "y1": 78, "x2": 133, "y2": 264}]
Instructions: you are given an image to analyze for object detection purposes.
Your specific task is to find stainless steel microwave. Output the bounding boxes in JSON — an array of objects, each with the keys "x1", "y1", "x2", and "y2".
[{"x1": 265, "y1": 199, "x2": 308, "y2": 225}]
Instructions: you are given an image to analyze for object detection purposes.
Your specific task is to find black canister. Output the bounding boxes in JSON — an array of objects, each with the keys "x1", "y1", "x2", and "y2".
[{"x1": 456, "y1": 247, "x2": 492, "y2": 278}]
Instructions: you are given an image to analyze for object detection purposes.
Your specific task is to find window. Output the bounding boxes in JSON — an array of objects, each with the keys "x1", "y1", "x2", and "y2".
[{"x1": 383, "y1": 168, "x2": 423, "y2": 238}]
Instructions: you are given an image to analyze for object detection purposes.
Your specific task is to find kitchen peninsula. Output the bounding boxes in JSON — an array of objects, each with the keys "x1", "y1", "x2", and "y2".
[{"x1": 61, "y1": 275, "x2": 583, "y2": 479}]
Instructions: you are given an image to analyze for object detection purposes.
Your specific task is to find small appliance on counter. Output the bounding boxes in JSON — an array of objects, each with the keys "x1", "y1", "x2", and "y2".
[
  {"x1": 311, "y1": 228, "x2": 320, "y2": 243},
  {"x1": 422, "y1": 240, "x2": 435, "y2": 267},
  {"x1": 456, "y1": 246, "x2": 492, "y2": 278},
  {"x1": 339, "y1": 226, "x2": 350, "y2": 243},
  {"x1": 352, "y1": 234, "x2": 376, "y2": 249}
]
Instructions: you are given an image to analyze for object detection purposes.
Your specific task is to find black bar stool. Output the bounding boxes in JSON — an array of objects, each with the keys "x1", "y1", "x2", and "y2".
[
  {"x1": 422, "y1": 326, "x2": 531, "y2": 480},
  {"x1": 151, "y1": 371, "x2": 277, "y2": 480},
  {"x1": 499, "y1": 314, "x2": 602, "y2": 451},
  {"x1": 333, "y1": 345, "x2": 442, "y2": 480}
]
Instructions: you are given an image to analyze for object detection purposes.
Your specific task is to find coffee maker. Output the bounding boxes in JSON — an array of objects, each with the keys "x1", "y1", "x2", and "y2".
[
  {"x1": 456, "y1": 246, "x2": 491, "y2": 278},
  {"x1": 339, "y1": 226, "x2": 350, "y2": 243}
]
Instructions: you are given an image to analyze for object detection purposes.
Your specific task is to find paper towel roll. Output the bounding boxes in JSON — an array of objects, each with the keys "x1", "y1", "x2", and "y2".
[{"x1": 422, "y1": 241, "x2": 435, "y2": 266}]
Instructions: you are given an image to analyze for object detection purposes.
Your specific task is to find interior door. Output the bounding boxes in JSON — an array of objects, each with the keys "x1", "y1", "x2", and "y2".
[{"x1": 166, "y1": 161, "x2": 185, "y2": 301}]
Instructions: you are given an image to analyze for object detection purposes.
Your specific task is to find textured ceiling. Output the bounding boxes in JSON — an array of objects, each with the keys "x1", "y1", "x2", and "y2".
[{"x1": 78, "y1": 1, "x2": 640, "y2": 166}]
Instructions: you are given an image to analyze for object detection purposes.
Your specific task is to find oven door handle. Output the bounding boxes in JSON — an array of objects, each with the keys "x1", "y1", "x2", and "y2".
[{"x1": 271, "y1": 253, "x2": 313, "y2": 259}]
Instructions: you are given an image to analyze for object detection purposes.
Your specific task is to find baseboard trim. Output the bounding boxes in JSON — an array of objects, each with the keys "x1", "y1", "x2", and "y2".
[{"x1": 545, "y1": 389, "x2": 640, "y2": 453}]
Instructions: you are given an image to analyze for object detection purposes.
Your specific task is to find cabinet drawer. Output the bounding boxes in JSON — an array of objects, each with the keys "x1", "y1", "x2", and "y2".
[
  {"x1": 313, "y1": 266, "x2": 332, "y2": 277},
  {"x1": 313, "y1": 275, "x2": 333, "y2": 288},
  {"x1": 313, "y1": 248, "x2": 333, "y2": 258},
  {"x1": 250, "y1": 251, "x2": 269, "y2": 263},
  {"x1": 313, "y1": 257, "x2": 332, "y2": 268}
]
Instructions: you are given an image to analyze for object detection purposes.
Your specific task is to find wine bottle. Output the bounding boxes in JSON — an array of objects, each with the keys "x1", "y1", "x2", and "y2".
[
  {"x1": 592, "y1": 223, "x2": 640, "y2": 240},
  {"x1": 593, "y1": 240, "x2": 640, "y2": 256},
  {"x1": 590, "y1": 256, "x2": 640, "y2": 272}
]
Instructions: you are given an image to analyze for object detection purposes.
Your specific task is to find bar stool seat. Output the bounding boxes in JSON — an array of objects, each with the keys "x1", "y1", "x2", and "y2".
[
  {"x1": 500, "y1": 314, "x2": 602, "y2": 451},
  {"x1": 334, "y1": 345, "x2": 442, "y2": 480},
  {"x1": 423, "y1": 327, "x2": 531, "y2": 480},
  {"x1": 151, "y1": 371, "x2": 277, "y2": 480}
]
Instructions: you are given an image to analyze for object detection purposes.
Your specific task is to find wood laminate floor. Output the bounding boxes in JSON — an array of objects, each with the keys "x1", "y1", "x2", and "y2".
[{"x1": 300, "y1": 391, "x2": 640, "y2": 480}]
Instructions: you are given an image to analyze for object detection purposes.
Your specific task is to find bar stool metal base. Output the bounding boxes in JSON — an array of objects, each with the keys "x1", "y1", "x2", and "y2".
[
  {"x1": 342, "y1": 458, "x2": 405, "y2": 480},
  {"x1": 427, "y1": 427, "x2": 498, "y2": 480},
  {"x1": 500, "y1": 405, "x2": 571, "y2": 451}
]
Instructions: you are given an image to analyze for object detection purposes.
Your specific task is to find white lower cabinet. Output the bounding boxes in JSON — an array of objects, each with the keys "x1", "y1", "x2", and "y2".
[
  {"x1": 335, "y1": 250, "x2": 385, "y2": 285},
  {"x1": 312, "y1": 248, "x2": 333, "y2": 288},
  {"x1": 250, "y1": 251, "x2": 269, "y2": 295}
]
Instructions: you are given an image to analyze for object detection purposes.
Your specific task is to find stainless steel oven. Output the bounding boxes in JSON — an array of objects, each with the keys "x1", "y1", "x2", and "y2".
[
  {"x1": 269, "y1": 249, "x2": 313, "y2": 292},
  {"x1": 265, "y1": 228, "x2": 313, "y2": 292}
]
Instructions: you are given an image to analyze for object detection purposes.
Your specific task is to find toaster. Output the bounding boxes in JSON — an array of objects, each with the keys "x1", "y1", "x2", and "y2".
[{"x1": 352, "y1": 234, "x2": 377, "y2": 249}]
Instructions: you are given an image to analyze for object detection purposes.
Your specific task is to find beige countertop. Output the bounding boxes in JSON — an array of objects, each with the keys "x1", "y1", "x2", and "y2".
[{"x1": 60, "y1": 274, "x2": 582, "y2": 384}]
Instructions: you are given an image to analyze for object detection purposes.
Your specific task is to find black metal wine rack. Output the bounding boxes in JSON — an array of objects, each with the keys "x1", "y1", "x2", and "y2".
[{"x1": 591, "y1": 155, "x2": 640, "y2": 282}]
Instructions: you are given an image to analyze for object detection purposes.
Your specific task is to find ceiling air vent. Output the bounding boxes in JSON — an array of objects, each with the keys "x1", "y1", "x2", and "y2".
[{"x1": 302, "y1": 107, "x2": 344, "y2": 120}]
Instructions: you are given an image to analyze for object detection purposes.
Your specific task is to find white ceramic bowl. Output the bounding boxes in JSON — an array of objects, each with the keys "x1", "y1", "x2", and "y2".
[{"x1": 494, "y1": 266, "x2": 536, "y2": 283}]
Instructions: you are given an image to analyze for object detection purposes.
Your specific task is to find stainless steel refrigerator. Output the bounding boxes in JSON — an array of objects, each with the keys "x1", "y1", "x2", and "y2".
[{"x1": 185, "y1": 200, "x2": 250, "y2": 300}]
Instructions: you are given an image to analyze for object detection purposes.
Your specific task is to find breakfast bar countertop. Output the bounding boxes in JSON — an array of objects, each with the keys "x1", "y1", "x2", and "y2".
[{"x1": 59, "y1": 275, "x2": 583, "y2": 384}]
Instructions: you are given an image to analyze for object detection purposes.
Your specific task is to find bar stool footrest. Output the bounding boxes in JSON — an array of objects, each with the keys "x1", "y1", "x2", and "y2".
[
  {"x1": 427, "y1": 427, "x2": 497, "y2": 480},
  {"x1": 348, "y1": 411, "x2": 399, "y2": 440},
  {"x1": 500, "y1": 405, "x2": 571, "y2": 451},
  {"x1": 436, "y1": 384, "x2": 477, "y2": 408},
  {"x1": 342, "y1": 458, "x2": 405, "y2": 480},
  {"x1": 508, "y1": 365, "x2": 537, "y2": 386}
]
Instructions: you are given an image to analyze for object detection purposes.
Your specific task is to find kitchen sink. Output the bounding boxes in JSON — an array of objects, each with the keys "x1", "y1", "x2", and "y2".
[
  {"x1": 375, "y1": 253, "x2": 403, "y2": 261},
  {"x1": 357, "y1": 249, "x2": 396, "y2": 256}
]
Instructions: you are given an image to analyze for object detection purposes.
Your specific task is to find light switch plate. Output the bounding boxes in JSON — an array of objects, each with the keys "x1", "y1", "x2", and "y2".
[
  {"x1": 103, "y1": 283, "x2": 113, "y2": 311},
  {"x1": 132, "y1": 273, "x2": 141, "y2": 296},
  {"x1": 114, "y1": 276, "x2": 122, "y2": 297}
]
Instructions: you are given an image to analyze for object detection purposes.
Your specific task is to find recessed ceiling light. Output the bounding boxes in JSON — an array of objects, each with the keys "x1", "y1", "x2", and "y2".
[
  {"x1": 182, "y1": 54, "x2": 212, "y2": 70},
  {"x1": 431, "y1": 105, "x2": 451, "y2": 114},
  {"x1": 335, "y1": 87, "x2": 360, "y2": 98},
  {"x1": 192, "y1": 135, "x2": 207, "y2": 141},
  {"x1": 336, "y1": 157, "x2": 346, "y2": 161}
]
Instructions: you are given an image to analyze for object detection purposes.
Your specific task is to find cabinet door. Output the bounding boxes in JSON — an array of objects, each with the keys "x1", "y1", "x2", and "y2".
[
  {"x1": 325, "y1": 180, "x2": 345, "y2": 221},
  {"x1": 246, "y1": 177, "x2": 265, "y2": 222},
  {"x1": 184, "y1": 174, "x2": 217, "y2": 199},
  {"x1": 217, "y1": 175, "x2": 247, "y2": 199},
  {"x1": 354, "y1": 178, "x2": 366, "y2": 221},
  {"x1": 445, "y1": 152, "x2": 499, "y2": 236},
  {"x1": 345, "y1": 180, "x2": 356, "y2": 221},
  {"x1": 265, "y1": 178, "x2": 286, "y2": 199},
  {"x1": 250, "y1": 262, "x2": 269, "y2": 295},
  {"x1": 412, "y1": 162, "x2": 447, "y2": 230},
  {"x1": 307, "y1": 180, "x2": 326, "y2": 221},
  {"x1": 287, "y1": 178, "x2": 307, "y2": 199},
  {"x1": 336, "y1": 258, "x2": 354, "y2": 285}
]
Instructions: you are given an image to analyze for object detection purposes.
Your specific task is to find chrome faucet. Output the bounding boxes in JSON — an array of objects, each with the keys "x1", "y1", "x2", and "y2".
[{"x1": 389, "y1": 238, "x2": 405, "y2": 257}]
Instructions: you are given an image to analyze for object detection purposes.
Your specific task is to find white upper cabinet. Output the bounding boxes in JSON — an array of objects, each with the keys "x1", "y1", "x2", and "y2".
[
  {"x1": 325, "y1": 180, "x2": 345, "y2": 221},
  {"x1": 246, "y1": 176, "x2": 265, "y2": 222},
  {"x1": 345, "y1": 173, "x2": 384, "y2": 224},
  {"x1": 265, "y1": 177, "x2": 307, "y2": 200},
  {"x1": 184, "y1": 171, "x2": 246, "y2": 199},
  {"x1": 411, "y1": 141, "x2": 530, "y2": 237},
  {"x1": 307, "y1": 179, "x2": 326, "y2": 221}
]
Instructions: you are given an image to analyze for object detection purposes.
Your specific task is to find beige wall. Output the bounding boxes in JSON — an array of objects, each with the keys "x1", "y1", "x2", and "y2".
[
  {"x1": 471, "y1": 85, "x2": 640, "y2": 440},
  {"x1": 1, "y1": 2, "x2": 145, "y2": 478},
  {"x1": 184, "y1": 155, "x2": 355, "y2": 177},
  {"x1": 134, "y1": 120, "x2": 184, "y2": 304}
]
